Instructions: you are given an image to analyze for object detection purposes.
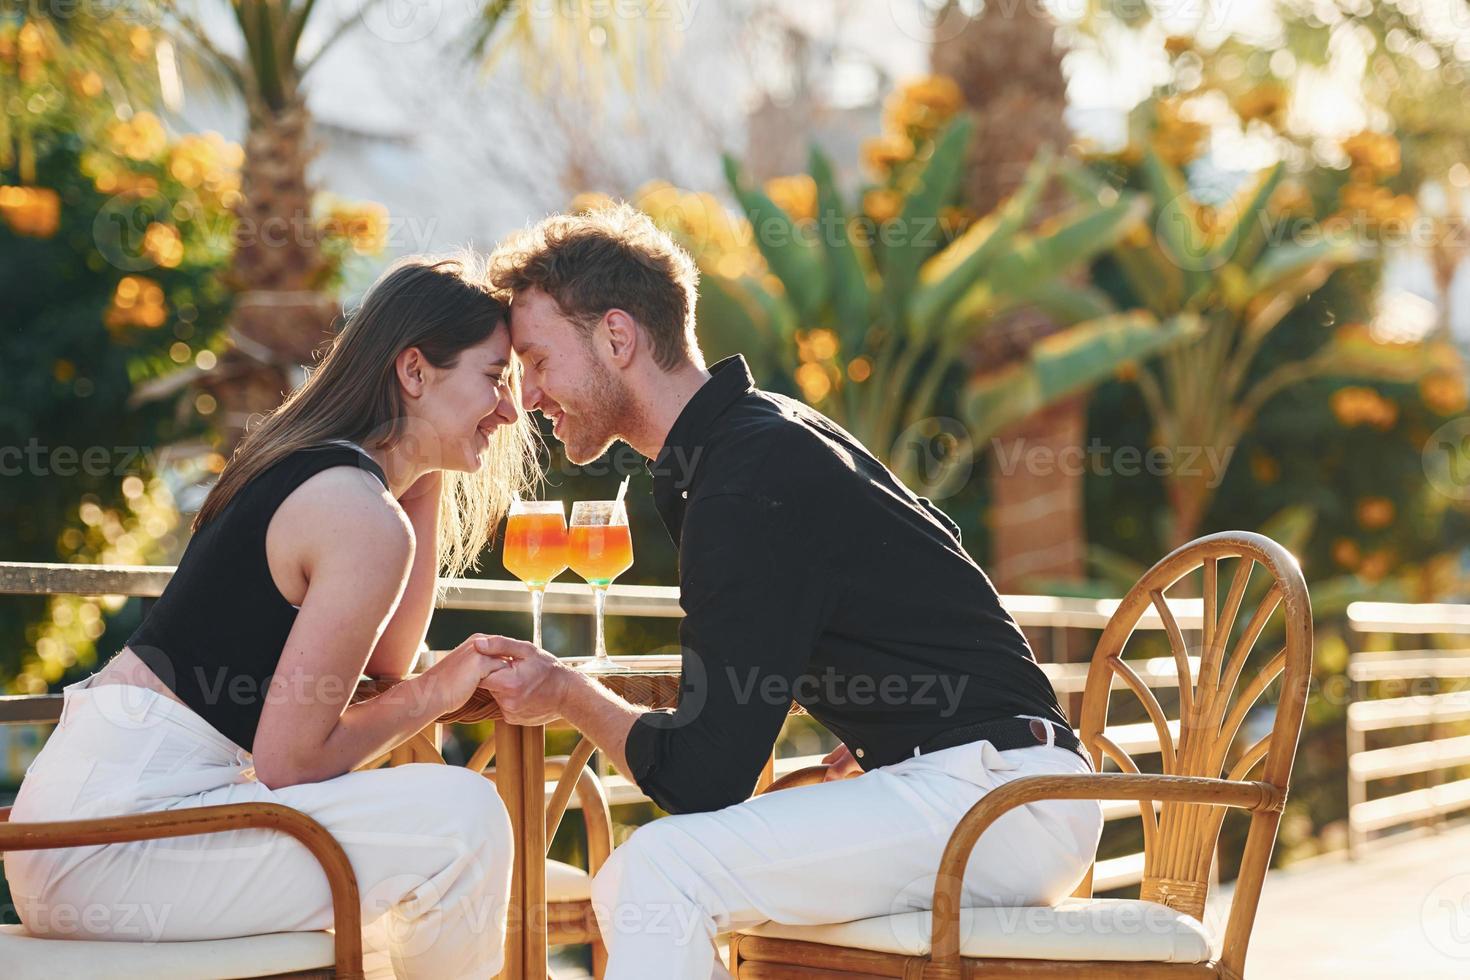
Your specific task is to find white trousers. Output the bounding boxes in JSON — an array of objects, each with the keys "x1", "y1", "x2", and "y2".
[
  {"x1": 3, "y1": 673, "x2": 512, "y2": 980},
  {"x1": 591, "y1": 733, "x2": 1103, "y2": 980}
]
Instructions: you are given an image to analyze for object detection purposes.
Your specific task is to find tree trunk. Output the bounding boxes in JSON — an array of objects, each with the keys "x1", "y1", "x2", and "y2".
[
  {"x1": 202, "y1": 100, "x2": 337, "y2": 449},
  {"x1": 986, "y1": 393, "x2": 1089, "y2": 592},
  {"x1": 932, "y1": 2, "x2": 1089, "y2": 603}
]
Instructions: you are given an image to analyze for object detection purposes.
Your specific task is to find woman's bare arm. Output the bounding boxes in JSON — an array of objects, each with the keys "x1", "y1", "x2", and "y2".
[
  {"x1": 364, "y1": 471, "x2": 442, "y2": 679},
  {"x1": 252, "y1": 469, "x2": 458, "y2": 787}
]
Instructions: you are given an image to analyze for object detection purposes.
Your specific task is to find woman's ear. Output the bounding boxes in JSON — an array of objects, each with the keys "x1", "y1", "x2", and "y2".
[
  {"x1": 603, "y1": 309, "x2": 639, "y2": 366},
  {"x1": 395, "y1": 347, "x2": 428, "y2": 397}
]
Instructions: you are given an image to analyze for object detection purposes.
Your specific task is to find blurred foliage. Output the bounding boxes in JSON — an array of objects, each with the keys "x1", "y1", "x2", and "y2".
[
  {"x1": 0, "y1": 18, "x2": 237, "y2": 690},
  {"x1": 609, "y1": 90, "x2": 1197, "y2": 497},
  {"x1": 1069, "y1": 116, "x2": 1463, "y2": 549}
]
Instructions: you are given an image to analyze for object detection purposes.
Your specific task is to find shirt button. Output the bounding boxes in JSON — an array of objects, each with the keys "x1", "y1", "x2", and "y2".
[
  {"x1": 854, "y1": 748, "x2": 864, "y2": 759},
  {"x1": 681, "y1": 490, "x2": 688, "y2": 499}
]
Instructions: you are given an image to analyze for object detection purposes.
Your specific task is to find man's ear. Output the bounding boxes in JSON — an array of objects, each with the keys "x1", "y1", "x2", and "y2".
[{"x1": 603, "y1": 309, "x2": 639, "y2": 367}]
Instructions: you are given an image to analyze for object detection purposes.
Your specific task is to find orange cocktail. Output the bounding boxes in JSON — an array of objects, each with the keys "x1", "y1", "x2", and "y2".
[
  {"x1": 502, "y1": 500, "x2": 567, "y2": 648},
  {"x1": 567, "y1": 523, "x2": 633, "y2": 586},
  {"x1": 504, "y1": 510, "x2": 569, "y2": 587},
  {"x1": 569, "y1": 499, "x2": 633, "y2": 672}
]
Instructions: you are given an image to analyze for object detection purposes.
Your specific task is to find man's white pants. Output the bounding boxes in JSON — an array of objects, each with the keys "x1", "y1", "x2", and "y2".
[
  {"x1": 5, "y1": 673, "x2": 512, "y2": 980},
  {"x1": 591, "y1": 735, "x2": 1103, "y2": 980}
]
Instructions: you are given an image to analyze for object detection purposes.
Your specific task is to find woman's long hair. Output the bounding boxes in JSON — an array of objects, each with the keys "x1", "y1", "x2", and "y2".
[{"x1": 194, "y1": 253, "x2": 539, "y2": 582}]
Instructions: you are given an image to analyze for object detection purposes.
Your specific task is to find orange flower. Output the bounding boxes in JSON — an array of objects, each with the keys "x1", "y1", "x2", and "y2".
[
  {"x1": 1233, "y1": 83, "x2": 1288, "y2": 127},
  {"x1": 1330, "y1": 386, "x2": 1399, "y2": 430},
  {"x1": 1163, "y1": 35, "x2": 1194, "y2": 56},
  {"x1": 795, "y1": 362, "x2": 832, "y2": 403},
  {"x1": 763, "y1": 175, "x2": 818, "y2": 222},
  {"x1": 0, "y1": 185, "x2": 60, "y2": 238},
  {"x1": 1341, "y1": 131, "x2": 1400, "y2": 180},
  {"x1": 143, "y1": 223, "x2": 183, "y2": 268},
  {"x1": 797, "y1": 328, "x2": 839, "y2": 362},
  {"x1": 1421, "y1": 372, "x2": 1469, "y2": 415},
  {"x1": 1332, "y1": 539, "x2": 1361, "y2": 570},
  {"x1": 863, "y1": 188, "x2": 903, "y2": 224},
  {"x1": 1355, "y1": 498, "x2": 1396, "y2": 530},
  {"x1": 861, "y1": 135, "x2": 913, "y2": 177},
  {"x1": 105, "y1": 276, "x2": 167, "y2": 330},
  {"x1": 570, "y1": 191, "x2": 617, "y2": 214}
]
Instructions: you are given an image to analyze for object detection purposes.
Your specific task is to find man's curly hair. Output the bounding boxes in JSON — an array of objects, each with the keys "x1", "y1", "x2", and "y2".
[{"x1": 489, "y1": 202, "x2": 701, "y2": 370}]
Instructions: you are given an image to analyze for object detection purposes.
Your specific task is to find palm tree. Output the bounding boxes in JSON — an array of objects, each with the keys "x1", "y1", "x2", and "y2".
[
  {"x1": 930, "y1": 0, "x2": 1090, "y2": 594},
  {"x1": 148, "y1": 0, "x2": 669, "y2": 446}
]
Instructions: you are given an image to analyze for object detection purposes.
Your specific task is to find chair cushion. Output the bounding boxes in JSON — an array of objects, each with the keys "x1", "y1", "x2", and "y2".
[
  {"x1": 548, "y1": 859, "x2": 592, "y2": 903},
  {"x1": 739, "y1": 898, "x2": 1213, "y2": 964},
  {"x1": 0, "y1": 924, "x2": 335, "y2": 980}
]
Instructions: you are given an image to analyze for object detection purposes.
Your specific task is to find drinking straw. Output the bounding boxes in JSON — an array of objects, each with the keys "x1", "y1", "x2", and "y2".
[{"x1": 613, "y1": 475, "x2": 630, "y2": 505}]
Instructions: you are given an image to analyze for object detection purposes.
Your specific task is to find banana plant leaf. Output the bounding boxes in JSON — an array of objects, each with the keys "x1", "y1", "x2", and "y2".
[
  {"x1": 809, "y1": 146, "x2": 874, "y2": 355},
  {"x1": 961, "y1": 311, "x2": 1202, "y2": 443},
  {"x1": 908, "y1": 149, "x2": 1052, "y2": 340},
  {"x1": 1213, "y1": 162, "x2": 1285, "y2": 272},
  {"x1": 986, "y1": 280, "x2": 1119, "y2": 327},
  {"x1": 1247, "y1": 238, "x2": 1368, "y2": 296},
  {"x1": 945, "y1": 194, "x2": 1152, "y2": 335},
  {"x1": 1140, "y1": 148, "x2": 1212, "y2": 299},
  {"x1": 1317, "y1": 329, "x2": 1462, "y2": 381},
  {"x1": 697, "y1": 272, "x2": 803, "y2": 383},
  {"x1": 878, "y1": 118, "x2": 973, "y2": 329},
  {"x1": 722, "y1": 155, "x2": 828, "y2": 322}
]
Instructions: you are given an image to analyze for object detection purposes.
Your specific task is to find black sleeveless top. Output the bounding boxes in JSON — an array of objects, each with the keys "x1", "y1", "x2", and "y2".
[{"x1": 125, "y1": 442, "x2": 390, "y2": 752}]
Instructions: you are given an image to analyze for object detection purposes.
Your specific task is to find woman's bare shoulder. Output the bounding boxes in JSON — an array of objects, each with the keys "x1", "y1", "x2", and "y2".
[{"x1": 270, "y1": 465, "x2": 414, "y2": 565}]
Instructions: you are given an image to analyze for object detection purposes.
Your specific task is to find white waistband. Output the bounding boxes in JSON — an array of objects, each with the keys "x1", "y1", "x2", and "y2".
[{"x1": 61, "y1": 673, "x2": 250, "y2": 763}]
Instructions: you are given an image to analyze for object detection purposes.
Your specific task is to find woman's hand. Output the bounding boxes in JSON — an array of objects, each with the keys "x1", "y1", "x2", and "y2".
[
  {"x1": 421, "y1": 633, "x2": 509, "y2": 716},
  {"x1": 821, "y1": 742, "x2": 864, "y2": 781}
]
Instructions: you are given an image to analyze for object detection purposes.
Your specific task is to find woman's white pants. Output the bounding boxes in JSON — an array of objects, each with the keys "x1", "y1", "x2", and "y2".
[
  {"x1": 591, "y1": 736, "x2": 1104, "y2": 980},
  {"x1": 3, "y1": 673, "x2": 513, "y2": 980}
]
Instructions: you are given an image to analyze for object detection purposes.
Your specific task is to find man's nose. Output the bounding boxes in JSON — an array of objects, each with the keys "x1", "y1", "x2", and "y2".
[
  {"x1": 520, "y1": 375, "x2": 541, "y2": 414},
  {"x1": 498, "y1": 390, "x2": 521, "y2": 425}
]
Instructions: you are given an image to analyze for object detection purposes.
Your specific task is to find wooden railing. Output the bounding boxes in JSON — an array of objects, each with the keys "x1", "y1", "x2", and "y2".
[
  {"x1": 1346, "y1": 601, "x2": 1470, "y2": 855},
  {"x1": 1, "y1": 560, "x2": 1218, "y2": 894}
]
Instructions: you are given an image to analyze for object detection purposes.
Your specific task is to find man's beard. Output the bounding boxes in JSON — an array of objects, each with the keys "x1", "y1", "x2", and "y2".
[{"x1": 561, "y1": 357, "x2": 639, "y2": 465}]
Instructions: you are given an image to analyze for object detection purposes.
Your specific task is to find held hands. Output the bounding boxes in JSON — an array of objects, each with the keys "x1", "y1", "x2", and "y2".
[
  {"x1": 821, "y1": 742, "x2": 864, "y2": 782},
  {"x1": 423, "y1": 633, "x2": 511, "y2": 715},
  {"x1": 475, "y1": 636, "x2": 570, "y2": 726}
]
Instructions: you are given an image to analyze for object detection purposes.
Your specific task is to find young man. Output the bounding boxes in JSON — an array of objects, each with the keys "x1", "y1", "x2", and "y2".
[{"x1": 482, "y1": 205, "x2": 1103, "y2": 979}]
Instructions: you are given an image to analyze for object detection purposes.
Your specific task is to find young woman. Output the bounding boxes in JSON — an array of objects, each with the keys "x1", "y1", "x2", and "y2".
[{"x1": 5, "y1": 254, "x2": 538, "y2": 979}]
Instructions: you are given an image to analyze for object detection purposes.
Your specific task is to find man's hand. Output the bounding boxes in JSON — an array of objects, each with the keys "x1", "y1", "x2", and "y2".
[
  {"x1": 477, "y1": 636, "x2": 570, "y2": 726},
  {"x1": 821, "y1": 743, "x2": 863, "y2": 781}
]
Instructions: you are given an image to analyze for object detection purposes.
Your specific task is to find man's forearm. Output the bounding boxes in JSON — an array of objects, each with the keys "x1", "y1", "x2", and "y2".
[{"x1": 556, "y1": 667, "x2": 645, "y2": 783}]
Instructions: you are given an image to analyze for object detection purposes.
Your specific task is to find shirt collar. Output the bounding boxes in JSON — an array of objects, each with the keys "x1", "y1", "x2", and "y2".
[{"x1": 648, "y1": 354, "x2": 755, "y2": 531}]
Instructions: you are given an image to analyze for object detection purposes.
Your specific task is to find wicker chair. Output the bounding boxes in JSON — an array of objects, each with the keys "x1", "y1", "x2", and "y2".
[
  {"x1": 731, "y1": 531, "x2": 1313, "y2": 979},
  {"x1": 480, "y1": 741, "x2": 614, "y2": 980},
  {"x1": 0, "y1": 801, "x2": 364, "y2": 979}
]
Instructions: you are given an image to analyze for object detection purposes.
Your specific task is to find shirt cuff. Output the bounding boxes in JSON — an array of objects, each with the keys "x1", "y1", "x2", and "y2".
[{"x1": 623, "y1": 708, "x2": 673, "y2": 787}]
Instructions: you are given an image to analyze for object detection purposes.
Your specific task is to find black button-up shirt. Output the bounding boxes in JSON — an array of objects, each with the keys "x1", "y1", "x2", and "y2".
[{"x1": 623, "y1": 355, "x2": 1071, "y2": 814}]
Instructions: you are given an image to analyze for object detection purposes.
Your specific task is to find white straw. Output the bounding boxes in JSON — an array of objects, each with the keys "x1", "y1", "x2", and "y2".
[{"x1": 613, "y1": 475, "x2": 630, "y2": 505}]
